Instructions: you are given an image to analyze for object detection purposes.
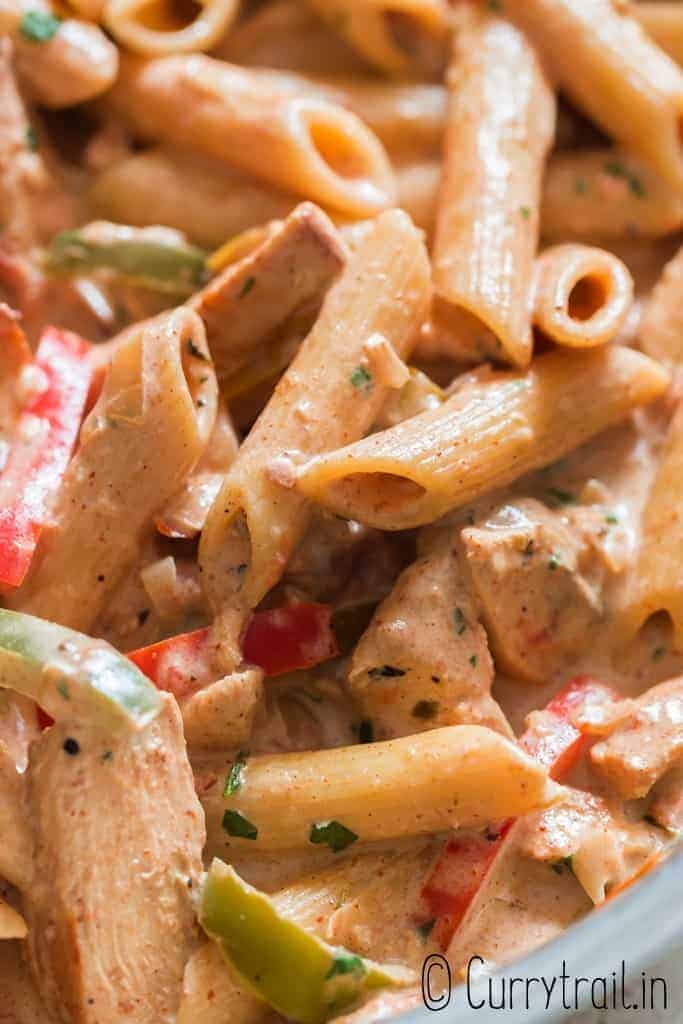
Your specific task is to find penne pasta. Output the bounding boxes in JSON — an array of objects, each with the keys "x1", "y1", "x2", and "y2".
[
  {"x1": 88, "y1": 149, "x2": 297, "y2": 250},
  {"x1": 0, "y1": 0, "x2": 118, "y2": 108},
  {"x1": 622, "y1": 404, "x2": 683, "y2": 649},
  {"x1": 541, "y1": 148, "x2": 683, "y2": 243},
  {"x1": 8, "y1": 308, "x2": 217, "y2": 632},
  {"x1": 638, "y1": 241, "x2": 683, "y2": 367},
  {"x1": 506, "y1": 0, "x2": 683, "y2": 193},
  {"x1": 632, "y1": 2, "x2": 683, "y2": 69},
  {"x1": 295, "y1": 346, "x2": 669, "y2": 531},
  {"x1": 0, "y1": 897, "x2": 27, "y2": 940},
  {"x1": 533, "y1": 243, "x2": 634, "y2": 348},
  {"x1": 430, "y1": 6, "x2": 556, "y2": 367},
  {"x1": 303, "y1": 0, "x2": 450, "y2": 77},
  {"x1": 199, "y1": 209, "x2": 430, "y2": 669},
  {"x1": 104, "y1": 0, "x2": 239, "y2": 56},
  {"x1": 106, "y1": 54, "x2": 396, "y2": 218},
  {"x1": 212, "y1": 0, "x2": 370, "y2": 75},
  {"x1": 204, "y1": 726, "x2": 562, "y2": 854}
]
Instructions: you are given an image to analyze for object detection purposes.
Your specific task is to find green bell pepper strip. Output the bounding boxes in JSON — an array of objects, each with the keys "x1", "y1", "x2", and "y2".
[
  {"x1": 45, "y1": 229, "x2": 208, "y2": 295},
  {"x1": 0, "y1": 609, "x2": 163, "y2": 731},
  {"x1": 199, "y1": 859, "x2": 414, "y2": 1024}
]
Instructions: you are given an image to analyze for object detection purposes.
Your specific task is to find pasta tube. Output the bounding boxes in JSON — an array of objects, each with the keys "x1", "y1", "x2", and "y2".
[
  {"x1": 295, "y1": 346, "x2": 669, "y2": 531},
  {"x1": 430, "y1": 7, "x2": 555, "y2": 367},
  {"x1": 506, "y1": 0, "x2": 683, "y2": 193},
  {"x1": 104, "y1": 0, "x2": 239, "y2": 56},
  {"x1": 203, "y1": 726, "x2": 563, "y2": 853},
  {"x1": 303, "y1": 0, "x2": 450, "y2": 77},
  {"x1": 88, "y1": 149, "x2": 297, "y2": 250},
  {"x1": 533, "y1": 244, "x2": 634, "y2": 348},
  {"x1": 9, "y1": 309, "x2": 217, "y2": 632},
  {"x1": 541, "y1": 149, "x2": 683, "y2": 242},
  {"x1": 199, "y1": 209, "x2": 430, "y2": 669},
  {"x1": 631, "y1": 3, "x2": 683, "y2": 69},
  {"x1": 0, "y1": 0, "x2": 118, "y2": 107},
  {"x1": 622, "y1": 405, "x2": 683, "y2": 649},
  {"x1": 638, "y1": 242, "x2": 683, "y2": 366},
  {"x1": 107, "y1": 55, "x2": 396, "y2": 218}
]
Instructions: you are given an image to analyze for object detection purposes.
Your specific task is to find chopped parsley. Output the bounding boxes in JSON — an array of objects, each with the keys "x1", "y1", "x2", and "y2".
[
  {"x1": 604, "y1": 160, "x2": 646, "y2": 198},
  {"x1": 187, "y1": 339, "x2": 209, "y2": 361},
  {"x1": 416, "y1": 918, "x2": 436, "y2": 940},
  {"x1": 368, "y1": 664, "x2": 406, "y2": 678},
  {"x1": 26, "y1": 125, "x2": 39, "y2": 151},
  {"x1": 487, "y1": 0, "x2": 502, "y2": 9},
  {"x1": 222, "y1": 809, "x2": 258, "y2": 840},
  {"x1": 548, "y1": 553, "x2": 561, "y2": 571},
  {"x1": 223, "y1": 751, "x2": 248, "y2": 797},
  {"x1": 546, "y1": 487, "x2": 574, "y2": 506},
  {"x1": 19, "y1": 9, "x2": 61, "y2": 41},
  {"x1": 519, "y1": 206, "x2": 531, "y2": 219},
  {"x1": 469, "y1": 654, "x2": 478, "y2": 668},
  {"x1": 326, "y1": 952, "x2": 365, "y2": 979},
  {"x1": 652, "y1": 646, "x2": 666, "y2": 661},
  {"x1": 574, "y1": 177, "x2": 588, "y2": 196},
  {"x1": 605, "y1": 513, "x2": 619, "y2": 525},
  {"x1": 239, "y1": 275, "x2": 256, "y2": 298},
  {"x1": 563, "y1": 855, "x2": 574, "y2": 871},
  {"x1": 453, "y1": 607, "x2": 467, "y2": 635},
  {"x1": 57, "y1": 679, "x2": 70, "y2": 701},
  {"x1": 412, "y1": 699, "x2": 439, "y2": 719},
  {"x1": 358, "y1": 719, "x2": 374, "y2": 744},
  {"x1": 101, "y1": 750, "x2": 114, "y2": 763},
  {"x1": 309, "y1": 820, "x2": 358, "y2": 852},
  {"x1": 350, "y1": 365, "x2": 373, "y2": 391}
]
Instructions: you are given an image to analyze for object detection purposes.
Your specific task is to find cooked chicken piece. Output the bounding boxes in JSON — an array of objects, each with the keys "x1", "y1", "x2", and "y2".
[
  {"x1": 461, "y1": 499, "x2": 604, "y2": 684},
  {"x1": 349, "y1": 528, "x2": 510, "y2": 739},
  {"x1": 0, "y1": 939, "x2": 53, "y2": 1024},
  {"x1": 590, "y1": 676, "x2": 683, "y2": 798},
  {"x1": 24, "y1": 694, "x2": 205, "y2": 1024},
  {"x1": 182, "y1": 668, "x2": 264, "y2": 751},
  {"x1": 648, "y1": 762, "x2": 683, "y2": 833}
]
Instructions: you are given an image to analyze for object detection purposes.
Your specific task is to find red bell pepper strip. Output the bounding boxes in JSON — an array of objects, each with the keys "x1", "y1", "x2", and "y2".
[
  {"x1": 128, "y1": 602, "x2": 340, "y2": 699},
  {"x1": 417, "y1": 676, "x2": 618, "y2": 948},
  {"x1": 0, "y1": 326, "x2": 91, "y2": 587}
]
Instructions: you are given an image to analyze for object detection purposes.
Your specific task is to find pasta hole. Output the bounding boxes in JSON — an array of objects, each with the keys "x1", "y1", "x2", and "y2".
[
  {"x1": 335, "y1": 472, "x2": 426, "y2": 516},
  {"x1": 567, "y1": 274, "x2": 608, "y2": 322},
  {"x1": 134, "y1": 0, "x2": 202, "y2": 32},
  {"x1": 307, "y1": 117, "x2": 370, "y2": 181}
]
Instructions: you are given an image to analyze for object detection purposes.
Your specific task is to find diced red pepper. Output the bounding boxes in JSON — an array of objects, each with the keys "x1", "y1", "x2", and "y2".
[
  {"x1": 36, "y1": 706, "x2": 54, "y2": 730},
  {"x1": 0, "y1": 327, "x2": 91, "y2": 587},
  {"x1": 128, "y1": 602, "x2": 340, "y2": 698},
  {"x1": 418, "y1": 676, "x2": 618, "y2": 948},
  {"x1": 242, "y1": 602, "x2": 339, "y2": 677}
]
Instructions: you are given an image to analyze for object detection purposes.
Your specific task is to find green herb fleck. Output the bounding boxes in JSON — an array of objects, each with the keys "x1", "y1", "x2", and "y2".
[
  {"x1": 222, "y1": 809, "x2": 258, "y2": 840},
  {"x1": 239, "y1": 275, "x2": 255, "y2": 298},
  {"x1": 309, "y1": 820, "x2": 358, "y2": 852},
  {"x1": 187, "y1": 339, "x2": 209, "y2": 361},
  {"x1": 412, "y1": 699, "x2": 439, "y2": 720},
  {"x1": 487, "y1": 0, "x2": 502, "y2": 9},
  {"x1": 101, "y1": 750, "x2": 114, "y2": 763},
  {"x1": 26, "y1": 125, "x2": 39, "y2": 151},
  {"x1": 604, "y1": 160, "x2": 646, "y2": 199},
  {"x1": 223, "y1": 751, "x2": 248, "y2": 797},
  {"x1": 469, "y1": 654, "x2": 478, "y2": 668},
  {"x1": 19, "y1": 9, "x2": 61, "y2": 41},
  {"x1": 574, "y1": 177, "x2": 588, "y2": 196},
  {"x1": 547, "y1": 487, "x2": 574, "y2": 506},
  {"x1": 563, "y1": 855, "x2": 574, "y2": 871},
  {"x1": 368, "y1": 664, "x2": 405, "y2": 678},
  {"x1": 350, "y1": 365, "x2": 373, "y2": 392},
  {"x1": 519, "y1": 206, "x2": 531, "y2": 219},
  {"x1": 548, "y1": 553, "x2": 560, "y2": 571},
  {"x1": 326, "y1": 952, "x2": 365, "y2": 980},
  {"x1": 453, "y1": 607, "x2": 467, "y2": 635},
  {"x1": 605, "y1": 513, "x2": 619, "y2": 525},
  {"x1": 57, "y1": 679, "x2": 70, "y2": 701},
  {"x1": 358, "y1": 719, "x2": 373, "y2": 744},
  {"x1": 652, "y1": 646, "x2": 666, "y2": 661},
  {"x1": 417, "y1": 919, "x2": 436, "y2": 940}
]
